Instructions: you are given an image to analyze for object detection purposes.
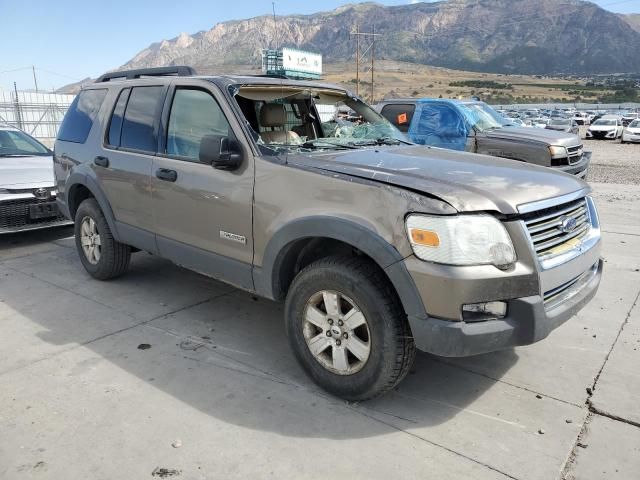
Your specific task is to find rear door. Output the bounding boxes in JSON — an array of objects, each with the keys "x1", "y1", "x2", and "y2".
[
  {"x1": 99, "y1": 84, "x2": 167, "y2": 247},
  {"x1": 151, "y1": 81, "x2": 254, "y2": 290}
]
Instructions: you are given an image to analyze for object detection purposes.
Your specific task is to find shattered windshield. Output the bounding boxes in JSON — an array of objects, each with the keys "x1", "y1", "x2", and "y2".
[
  {"x1": 457, "y1": 102, "x2": 504, "y2": 132},
  {"x1": 232, "y1": 85, "x2": 408, "y2": 153}
]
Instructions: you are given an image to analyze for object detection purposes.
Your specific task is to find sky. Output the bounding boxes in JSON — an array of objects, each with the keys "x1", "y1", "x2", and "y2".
[{"x1": 2, "y1": 0, "x2": 639, "y2": 92}]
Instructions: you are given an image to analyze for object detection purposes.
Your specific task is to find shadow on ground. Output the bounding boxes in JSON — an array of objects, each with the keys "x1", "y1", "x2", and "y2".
[{"x1": 0, "y1": 229, "x2": 520, "y2": 440}]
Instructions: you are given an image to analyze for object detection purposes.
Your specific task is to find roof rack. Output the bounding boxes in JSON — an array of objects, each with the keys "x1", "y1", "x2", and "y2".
[{"x1": 96, "y1": 66, "x2": 196, "y2": 83}]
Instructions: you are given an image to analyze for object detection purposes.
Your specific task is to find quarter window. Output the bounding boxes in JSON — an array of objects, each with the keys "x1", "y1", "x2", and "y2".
[
  {"x1": 380, "y1": 104, "x2": 416, "y2": 133},
  {"x1": 166, "y1": 89, "x2": 231, "y2": 160},
  {"x1": 106, "y1": 88, "x2": 131, "y2": 147},
  {"x1": 120, "y1": 86, "x2": 164, "y2": 153},
  {"x1": 57, "y1": 89, "x2": 107, "y2": 144}
]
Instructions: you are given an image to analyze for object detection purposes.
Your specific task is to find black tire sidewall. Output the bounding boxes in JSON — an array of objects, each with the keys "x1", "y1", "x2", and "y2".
[
  {"x1": 74, "y1": 199, "x2": 113, "y2": 278},
  {"x1": 285, "y1": 260, "x2": 405, "y2": 400}
]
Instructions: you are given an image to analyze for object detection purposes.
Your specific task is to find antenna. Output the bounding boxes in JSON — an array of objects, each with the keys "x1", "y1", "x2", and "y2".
[{"x1": 272, "y1": 2, "x2": 278, "y2": 49}]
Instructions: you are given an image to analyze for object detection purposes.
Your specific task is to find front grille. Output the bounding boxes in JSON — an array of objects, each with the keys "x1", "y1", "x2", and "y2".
[
  {"x1": 590, "y1": 131, "x2": 609, "y2": 139},
  {"x1": 0, "y1": 197, "x2": 66, "y2": 230},
  {"x1": 523, "y1": 197, "x2": 591, "y2": 259},
  {"x1": 567, "y1": 145, "x2": 583, "y2": 165}
]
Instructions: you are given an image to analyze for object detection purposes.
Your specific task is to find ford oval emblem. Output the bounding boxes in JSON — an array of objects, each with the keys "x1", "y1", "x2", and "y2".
[{"x1": 560, "y1": 216, "x2": 578, "y2": 233}]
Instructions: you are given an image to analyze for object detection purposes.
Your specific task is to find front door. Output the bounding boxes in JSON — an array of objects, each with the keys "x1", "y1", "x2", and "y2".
[{"x1": 151, "y1": 83, "x2": 254, "y2": 290}]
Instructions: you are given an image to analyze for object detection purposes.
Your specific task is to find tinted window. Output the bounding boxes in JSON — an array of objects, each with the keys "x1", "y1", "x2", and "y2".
[
  {"x1": 57, "y1": 89, "x2": 107, "y2": 143},
  {"x1": 120, "y1": 86, "x2": 164, "y2": 153},
  {"x1": 380, "y1": 104, "x2": 415, "y2": 132},
  {"x1": 107, "y1": 88, "x2": 131, "y2": 147},
  {"x1": 0, "y1": 129, "x2": 50, "y2": 156},
  {"x1": 167, "y1": 89, "x2": 231, "y2": 160}
]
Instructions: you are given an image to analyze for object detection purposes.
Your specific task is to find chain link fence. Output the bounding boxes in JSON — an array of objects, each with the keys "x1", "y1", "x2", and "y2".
[{"x1": 0, "y1": 90, "x2": 76, "y2": 147}]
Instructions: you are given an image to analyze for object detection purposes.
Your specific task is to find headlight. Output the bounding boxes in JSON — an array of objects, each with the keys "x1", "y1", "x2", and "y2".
[
  {"x1": 549, "y1": 145, "x2": 567, "y2": 159},
  {"x1": 406, "y1": 214, "x2": 516, "y2": 267}
]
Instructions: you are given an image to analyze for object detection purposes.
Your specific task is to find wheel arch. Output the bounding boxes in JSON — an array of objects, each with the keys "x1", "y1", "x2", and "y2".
[
  {"x1": 254, "y1": 216, "x2": 428, "y2": 321},
  {"x1": 66, "y1": 173, "x2": 120, "y2": 242}
]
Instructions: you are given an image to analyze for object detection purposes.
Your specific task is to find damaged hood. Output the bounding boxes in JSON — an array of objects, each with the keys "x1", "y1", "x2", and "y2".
[
  {"x1": 486, "y1": 126, "x2": 581, "y2": 147},
  {"x1": 288, "y1": 146, "x2": 588, "y2": 215}
]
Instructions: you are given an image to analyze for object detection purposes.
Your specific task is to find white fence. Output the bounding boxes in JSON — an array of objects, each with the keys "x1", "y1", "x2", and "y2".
[{"x1": 0, "y1": 90, "x2": 76, "y2": 146}]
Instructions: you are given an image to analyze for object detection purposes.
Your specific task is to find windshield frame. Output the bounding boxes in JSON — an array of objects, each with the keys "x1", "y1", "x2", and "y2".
[{"x1": 230, "y1": 83, "x2": 410, "y2": 155}]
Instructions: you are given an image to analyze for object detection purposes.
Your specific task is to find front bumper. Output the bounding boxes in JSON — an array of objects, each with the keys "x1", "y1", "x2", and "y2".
[
  {"x1": 403, "y1": 215, "x2": 602, "y2": 357},
  {"x1": 556, "y1": 151, "x2": 591, "y2": 178},
  {"x1": 0, "y1": 192, "x2": 73, "y2": 234},
  {"x1": 408, "y1": 259, "x2": 601, "y2": 357},
  {"x1": 586, "y1": 130, "x2": 617, "y2": 139},
  {"x1": 622, "y1": 132, "x2": 640, "y2": 143}
]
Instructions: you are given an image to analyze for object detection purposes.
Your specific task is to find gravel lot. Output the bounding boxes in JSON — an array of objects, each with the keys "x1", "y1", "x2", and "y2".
[{"x1": 580, "y1": 126, "x2": 640, "y2": 185}]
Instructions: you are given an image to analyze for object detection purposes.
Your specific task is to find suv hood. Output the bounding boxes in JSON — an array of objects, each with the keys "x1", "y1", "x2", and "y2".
[
  {"x1": 0, "y1": 155, "x2": 54, "y2": 188},
  {"x1": 487, "y1": 126, "x2": 580, "y2": 147},
  {"x1": 289, "y1": 146, "x2": 588, "y2": 215}
]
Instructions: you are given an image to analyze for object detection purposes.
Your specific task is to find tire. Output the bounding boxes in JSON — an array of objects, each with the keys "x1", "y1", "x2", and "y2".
[
  {"x1": 74, "y1": 198, "x2": 131, "y2": 280},
  {"x1": 285, "y1": 255, "x2": 416, "y2": 401}
]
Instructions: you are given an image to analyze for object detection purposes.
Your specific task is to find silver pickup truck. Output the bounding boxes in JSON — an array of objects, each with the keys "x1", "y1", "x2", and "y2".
[
  {"x1": 376, "y1": 98, "x2": 590, "y2": 178},
  {"x1": 54, "y1": 68, "x2": 602, "y2": 400}
]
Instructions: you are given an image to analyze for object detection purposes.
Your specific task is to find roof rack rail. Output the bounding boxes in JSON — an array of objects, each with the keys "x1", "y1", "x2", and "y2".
[{"x1": 96, "y1": 66, "x2": 196, "y2": 83}]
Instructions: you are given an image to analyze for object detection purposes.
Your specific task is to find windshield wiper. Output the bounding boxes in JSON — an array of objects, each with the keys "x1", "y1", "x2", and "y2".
[
  {"x1": 0, "y1": 153, "x2": 31, "y2": 157},
  {"x1": 350, "y1": 137, "x2": 411, "y2": 147},
  {"x1": 300, "y1": 140, "x2": 360, "y2": 150}
]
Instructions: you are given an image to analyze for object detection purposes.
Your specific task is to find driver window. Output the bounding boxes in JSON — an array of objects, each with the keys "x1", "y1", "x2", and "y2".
[
  {"x1": 416, "y1": 104, "x2": 463, "y2": 138},
  {"x1": 167, "y1": 89, "x2": 231, "y2": 160}
]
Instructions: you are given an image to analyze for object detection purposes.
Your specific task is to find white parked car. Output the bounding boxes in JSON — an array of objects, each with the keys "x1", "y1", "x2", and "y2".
[
  {"x1": 586, "y1": 116, "x2": 624, "y2": 140},
  {"x1": 622, "y1": 119, "x2": 640, "y2": 144},
  {"x1": 0, "y1": 124, "x2": 71, "y2": 233}
]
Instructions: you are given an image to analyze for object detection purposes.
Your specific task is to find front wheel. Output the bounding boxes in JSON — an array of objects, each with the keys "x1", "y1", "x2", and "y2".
[{"x1": 285, "y1": 256, "x2": 416, "y2": 400}]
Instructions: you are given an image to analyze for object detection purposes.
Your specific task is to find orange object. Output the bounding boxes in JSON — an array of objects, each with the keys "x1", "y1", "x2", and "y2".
[
  {"x1": 397, "y1": 112, "x2": 408, "y2": 125},
  {"x1": 410, "y1": 229, "x2": 440, "y2": 247}
]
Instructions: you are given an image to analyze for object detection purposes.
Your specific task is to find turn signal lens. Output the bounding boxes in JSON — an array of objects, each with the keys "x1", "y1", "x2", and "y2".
[{"x1": 409, "y1": 228, "x2": 440, "y2": 247}]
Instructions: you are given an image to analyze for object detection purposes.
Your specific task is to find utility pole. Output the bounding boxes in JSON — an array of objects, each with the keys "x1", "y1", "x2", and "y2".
[
  {"x1": 371, "y1": 25, "x2": 375, "y2": 103},
  {"x1": 350, "y1": 25, "x2": 382, "y2": 102},
  {"x1": 272, "y1": 2, "x2": 278, "y2": 49},
  {"x1": 32, "y1": 66, "x2": 39, "y2": 93}
]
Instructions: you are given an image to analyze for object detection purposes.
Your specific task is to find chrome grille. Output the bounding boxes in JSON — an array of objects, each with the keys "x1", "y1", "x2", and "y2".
[
  {"x1": 567, "y1": 145, "x2": 583, "y2": 165},
  {"x1": 523, "y1": 197, "x2": 590, "y2": 259}
]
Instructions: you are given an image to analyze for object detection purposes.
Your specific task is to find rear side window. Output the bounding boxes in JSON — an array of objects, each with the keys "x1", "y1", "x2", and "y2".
[
  {"x1": 380, "y1": 104, "x2": 415, "y2": 133},
  {"x1": 107, "y1": 88, "x2": 131, "y2": 147},
  {"x1": 119, "y1": 86, "x2": 164, "y2": 153},
  {"x1": 57, "y1": 89, "x2": 107, "y2": 143}
]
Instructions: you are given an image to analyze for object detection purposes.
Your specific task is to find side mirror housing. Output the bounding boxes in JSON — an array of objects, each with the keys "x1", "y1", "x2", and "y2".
[{"x1": 199, "y1": 135, "x2": 243, "y2": 171}]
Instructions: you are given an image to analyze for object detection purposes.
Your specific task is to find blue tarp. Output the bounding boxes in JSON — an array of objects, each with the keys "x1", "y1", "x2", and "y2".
[{"x1": 407, "y1": 102, "x2": 469, "y2": 151}]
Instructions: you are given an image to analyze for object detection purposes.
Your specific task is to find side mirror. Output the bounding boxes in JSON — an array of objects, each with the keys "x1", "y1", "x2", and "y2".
[{"x1": 199, "y1": 134, "x2": 243, "y2": 171}]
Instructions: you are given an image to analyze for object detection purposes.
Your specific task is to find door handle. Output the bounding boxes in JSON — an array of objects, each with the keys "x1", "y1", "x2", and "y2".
[
  {"x1": 94, "y1": 156, "x2": 109, "y2": 168},
  {"x1": 155, "y1": 168, "x2": 177, "y2": 182}
]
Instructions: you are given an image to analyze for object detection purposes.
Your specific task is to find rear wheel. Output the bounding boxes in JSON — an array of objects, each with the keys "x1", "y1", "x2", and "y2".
[
  {"x1": 74, "y1": 198, "x2": 131, "y2": 280},
  {"x1": 285, "y1": 255, "x2": 415, "y2": 400}
]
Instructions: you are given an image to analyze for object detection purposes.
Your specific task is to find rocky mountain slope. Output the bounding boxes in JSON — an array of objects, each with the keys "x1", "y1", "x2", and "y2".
[{"x1": 121, "y1": 0, "x2": 640, "y2": 75}]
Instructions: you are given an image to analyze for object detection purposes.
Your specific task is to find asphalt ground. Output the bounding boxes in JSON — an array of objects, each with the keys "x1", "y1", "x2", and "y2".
[{"x1": 0, "y1": 179, "x2": 639, "y2": 478}]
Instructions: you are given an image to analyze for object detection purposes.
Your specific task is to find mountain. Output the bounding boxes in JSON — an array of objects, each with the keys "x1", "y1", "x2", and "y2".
[
  {"x1": 620, "y1": 13, "x2": 640, "y2": 33},
  {"x1": 120, "y1": 0, "x2": 640, "y2": 76}
]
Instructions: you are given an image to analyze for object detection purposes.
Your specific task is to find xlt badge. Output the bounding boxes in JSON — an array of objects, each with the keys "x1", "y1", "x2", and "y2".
[{"x1": 220, "y1": 230, "x2": 246, "y2": 245}]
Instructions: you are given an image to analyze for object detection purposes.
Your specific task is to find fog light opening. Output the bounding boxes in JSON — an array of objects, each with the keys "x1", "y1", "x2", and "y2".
[{"x1": 462, "y1": 301, "x2": 507, "y2": 322}]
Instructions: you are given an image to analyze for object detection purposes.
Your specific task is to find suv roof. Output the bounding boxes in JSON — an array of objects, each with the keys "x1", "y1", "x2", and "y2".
[{"x1": 89, "y1": 65, "x2": 345, "y2": 93}]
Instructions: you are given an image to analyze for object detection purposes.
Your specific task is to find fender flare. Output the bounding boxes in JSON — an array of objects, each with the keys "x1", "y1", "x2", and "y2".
[
  {"x1": 66, "y1": 172, "x2": 120, "y2": 242},
  {"x1": 255, "y1": 216, "x2": 428, "y2": 321}
]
